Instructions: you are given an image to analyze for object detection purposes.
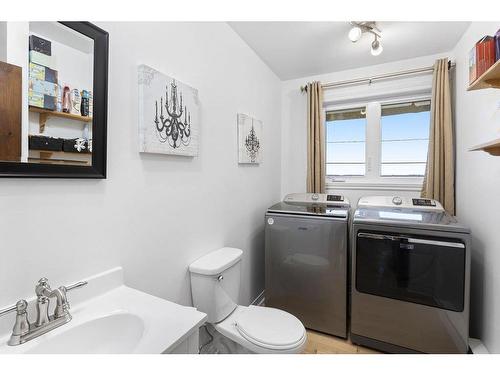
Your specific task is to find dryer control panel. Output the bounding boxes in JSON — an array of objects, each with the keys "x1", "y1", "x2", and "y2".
[{"x1": 357, "y1": 196, "x2": 444, "y2": 212}]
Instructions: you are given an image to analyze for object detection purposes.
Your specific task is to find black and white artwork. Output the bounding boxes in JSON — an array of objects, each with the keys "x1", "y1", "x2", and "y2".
[
  {"x1": 138, "y1": 64, "x2": 199, "y2": 156},
  {"x1": 238, "y1": 113, "x2": 262, "y2": 164}
]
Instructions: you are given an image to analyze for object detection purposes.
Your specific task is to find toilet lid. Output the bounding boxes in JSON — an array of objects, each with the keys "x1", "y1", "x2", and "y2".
[{"x1": 234, "y1": 306, "x2": 306, "y2": 350}]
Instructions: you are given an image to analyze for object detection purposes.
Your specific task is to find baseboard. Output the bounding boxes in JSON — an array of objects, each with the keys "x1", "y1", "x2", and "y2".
[{"x1": 251, "y1": 290, "x2": 265, "y2": 306}]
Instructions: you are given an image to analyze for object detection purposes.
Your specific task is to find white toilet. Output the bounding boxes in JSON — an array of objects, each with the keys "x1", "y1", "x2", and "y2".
[{"x1": 189, "y1": 247, "x2": 307, "y2": 354}]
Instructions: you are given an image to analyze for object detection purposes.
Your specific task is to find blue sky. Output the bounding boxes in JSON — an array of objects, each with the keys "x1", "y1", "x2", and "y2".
[{"x1": 326, "y1": 111, "x2": 430, "y2": 176}]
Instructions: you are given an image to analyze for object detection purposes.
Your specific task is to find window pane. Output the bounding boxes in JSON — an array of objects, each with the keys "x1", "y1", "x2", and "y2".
[
  {"x1": 382, "y1": 140, "x2": 428, "y2": 163},
  {"x1": 325, "y1": 107, "x2": 366, "y2": 176},
  {"x1": 381, "y1": 163, "x2": 426, "y2": 176},
  {"x1": 326, "y1": 118, "x2": 365, "y2": 142},
  {"x1": 327, "y1": 142, "x2": 365, "y2": 163},
  {"x1": 381, "y1": 112, "x2": 430, "y2": 140},
  {"x1": 381, "y1": 100, "x2": 430, "y2": 177},
  {"x1": 381, "y1": 101, "x2": 431, "y2": 140},
  {"x1": 327, "y1": 163, "x2": 366, "y2": 176}
]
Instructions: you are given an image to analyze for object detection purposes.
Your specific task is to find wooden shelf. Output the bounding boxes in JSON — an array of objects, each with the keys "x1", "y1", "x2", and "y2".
[
  {"x1": 469, "y1": 138, "x2": 500, "y2": 156},
  {"x1": 468, "y1": 59, "x2": 500, "y2": 91},
  {"x1": 29, "y1": 106, "x2": 92, "y2": 133},
  {"x1": 28, "y1": 149, "x2": 91, "y2": 165}
]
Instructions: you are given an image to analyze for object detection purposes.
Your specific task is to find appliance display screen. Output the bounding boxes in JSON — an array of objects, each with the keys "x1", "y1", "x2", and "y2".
[
  {"x1": 412, "y1": 198, "x2": 436, "y2": 207},
  {"x1": 327, "y1": 194, "x2": 343, "y2": 202}
]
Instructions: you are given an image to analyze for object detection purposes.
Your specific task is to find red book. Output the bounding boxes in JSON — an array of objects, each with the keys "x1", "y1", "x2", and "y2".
[{"x1": 476, "y1": 36, "x2": 496, "y2": 78}]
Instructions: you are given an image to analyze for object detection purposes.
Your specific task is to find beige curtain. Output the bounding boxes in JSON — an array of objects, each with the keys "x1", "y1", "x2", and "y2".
[
  {"x1": 422, "y1": 58, "x2": 455, "y2": 214},
  {"x1": 306, "y1": 81, "x2": 325, "y2": 193}
]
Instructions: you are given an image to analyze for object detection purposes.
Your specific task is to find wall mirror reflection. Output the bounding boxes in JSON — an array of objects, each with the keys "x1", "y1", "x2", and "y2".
[{"x1": 0, "y1": 21, "x2": 108, "y2": 178}]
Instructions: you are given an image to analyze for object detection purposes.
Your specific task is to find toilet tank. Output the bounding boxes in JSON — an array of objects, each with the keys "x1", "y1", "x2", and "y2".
[{"x1": 189, "y1": 247, "x2": 243, "y2": 323}]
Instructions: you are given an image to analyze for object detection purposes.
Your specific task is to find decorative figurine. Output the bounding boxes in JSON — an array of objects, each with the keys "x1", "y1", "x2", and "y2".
[
  {"x1": 69, "y1": 88, "x2": 81, "y2": 116},
  {"x1": 62, "y1": 85, "x2": 71, "y2": 113}
]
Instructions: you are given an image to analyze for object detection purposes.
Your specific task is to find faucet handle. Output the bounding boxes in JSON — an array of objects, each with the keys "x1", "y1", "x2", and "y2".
[
  {"x1": 0, "y1": 300, "x2": 27, "y2": 317},
  {"x1": 0, "y1": 300, "x2": 30, "y2": 345}
]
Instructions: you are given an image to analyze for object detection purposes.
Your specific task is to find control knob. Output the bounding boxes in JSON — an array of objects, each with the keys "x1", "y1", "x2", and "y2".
[{"x1": 392, "y1": 196, "x2": 403, "y2": 205}]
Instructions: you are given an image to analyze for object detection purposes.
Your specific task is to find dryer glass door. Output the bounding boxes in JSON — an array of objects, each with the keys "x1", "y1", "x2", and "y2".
[{"x1": 356, "y1": 232, "x2": 465, "y2": 312}]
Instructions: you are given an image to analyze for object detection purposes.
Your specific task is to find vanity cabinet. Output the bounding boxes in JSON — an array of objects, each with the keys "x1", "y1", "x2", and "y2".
[{"x1": 164, "y1": 330, "x2": 200, "y2": 354}]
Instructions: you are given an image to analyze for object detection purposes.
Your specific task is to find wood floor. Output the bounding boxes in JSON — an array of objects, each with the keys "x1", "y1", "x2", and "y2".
[{"x1": 303, "y1": 330, "x2": 381, "y2": 354}]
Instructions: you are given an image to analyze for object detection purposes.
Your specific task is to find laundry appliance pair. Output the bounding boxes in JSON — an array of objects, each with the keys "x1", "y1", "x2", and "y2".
[{"x1": 265, "y1": 193, "x2": 471, "y2": 354}]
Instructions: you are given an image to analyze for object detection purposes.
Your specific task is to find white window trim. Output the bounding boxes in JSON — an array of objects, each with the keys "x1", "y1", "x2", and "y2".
[{"x1": 325, "y1": 92, "x2": 431, "y2": 192}]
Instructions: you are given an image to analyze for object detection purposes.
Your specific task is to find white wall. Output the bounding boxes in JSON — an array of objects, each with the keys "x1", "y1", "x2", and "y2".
[
  {"x1": 0, "y1": 23, "x2": 281, "y2": 320},
  {"x1": 280, "y1": 53, "x2": 449, "y2": 204},
  {"x1": 453, "y1": 22, "x2": 500, "y2": 353}
]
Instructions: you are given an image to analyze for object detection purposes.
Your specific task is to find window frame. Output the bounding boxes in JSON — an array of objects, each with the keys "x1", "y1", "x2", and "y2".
[{"x1": 325, "y1": 93, "x2": 431, "y2": 191}]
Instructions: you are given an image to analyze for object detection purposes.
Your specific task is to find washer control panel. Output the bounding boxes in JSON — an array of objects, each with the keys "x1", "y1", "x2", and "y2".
[{"x1": 284, "y1": 193, "x2": 349, "y2": 207}]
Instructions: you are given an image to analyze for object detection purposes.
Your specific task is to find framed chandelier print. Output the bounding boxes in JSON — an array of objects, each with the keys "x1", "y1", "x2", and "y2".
[
  {"x1": 138, "y1": 64, "x2": 199, "y2": 156},
  {"x1": 237, "y1": 113, "x2": 262, "y2": 164}
]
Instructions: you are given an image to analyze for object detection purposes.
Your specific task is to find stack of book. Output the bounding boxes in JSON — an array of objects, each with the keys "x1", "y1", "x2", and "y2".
[
  {"x1": 28, "y1": 35, "x2": 59, "y2": 111},
  {"x1": 469, "y1": 30, "x2": 500, "y2": 85}
]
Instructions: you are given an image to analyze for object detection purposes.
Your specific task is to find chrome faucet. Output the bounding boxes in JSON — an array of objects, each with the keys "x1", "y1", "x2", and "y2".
[{"x1": 0, "y1": 278, "x2": 87, "y2": 346}]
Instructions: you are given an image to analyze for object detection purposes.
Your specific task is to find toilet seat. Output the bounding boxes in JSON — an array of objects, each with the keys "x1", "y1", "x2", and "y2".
[
  {"x1": 235, "y1": 306, "x2": 306, "y2": 350},
  {"x1": 214, "y1": 305, "x2": 307, "y2": 354}
]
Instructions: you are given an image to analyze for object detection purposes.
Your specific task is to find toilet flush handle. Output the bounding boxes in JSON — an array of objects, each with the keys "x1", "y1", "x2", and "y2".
[{"x1": 217, "y1": 275, "x2": 223, "y2": 282}]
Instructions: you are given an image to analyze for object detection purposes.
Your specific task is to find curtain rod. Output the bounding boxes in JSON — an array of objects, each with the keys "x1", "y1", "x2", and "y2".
[{"x1": 300, "y1": 60, "x2": 454, "y2": 93}]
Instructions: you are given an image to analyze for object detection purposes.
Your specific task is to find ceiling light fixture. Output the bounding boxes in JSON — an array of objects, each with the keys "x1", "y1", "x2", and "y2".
[
  {"x1": 348, "y1": 26, "x2": 362, "y2": 42},
  {"x1": 348, "y1": 21, "x2": 383, "y2": 56}
]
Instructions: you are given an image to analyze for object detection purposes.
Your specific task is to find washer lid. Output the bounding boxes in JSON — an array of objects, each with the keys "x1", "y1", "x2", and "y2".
[
  {"x1": 235, "y1": 306, "x2": 306, "y2": 350},
  {"x1": 267, "y1": 202, "x2": 349, "y2": 218}
]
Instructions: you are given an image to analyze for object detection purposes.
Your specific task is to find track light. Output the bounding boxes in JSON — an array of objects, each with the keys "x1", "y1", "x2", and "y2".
[
  {"x1": 371, "y1": 36, "x2": 383, "y2": 56},
  {"x1": 348, "y1": 22, "x2": 383, "y2": 56},
  {"x1": 348, "y1": 26, "x2": 362, "y2": 42}
]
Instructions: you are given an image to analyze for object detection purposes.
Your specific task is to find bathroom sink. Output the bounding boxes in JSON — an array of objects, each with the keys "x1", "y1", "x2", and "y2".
[
  {"x1": 0, "y1": 267, "x2": 206, "y2": 354},
  {"x1": 25, "y1": 312, "x2": 144, "y2": 354}
]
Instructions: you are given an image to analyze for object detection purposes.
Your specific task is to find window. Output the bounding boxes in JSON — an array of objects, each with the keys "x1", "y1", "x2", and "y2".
[
  {"x1": 325, "y1": 98, "x2": 431, "y2": 187},
  {"x1": 381, "y1": 101, "x2": 430, "y2": 176},
  {"x1": 326, "y1": 108, "x2": 366, "y2": 176}
]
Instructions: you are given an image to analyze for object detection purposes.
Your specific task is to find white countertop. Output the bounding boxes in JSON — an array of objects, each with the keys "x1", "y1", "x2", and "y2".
[{"x1": 0, "y1": 267, "x2": 206, "y2": 354}]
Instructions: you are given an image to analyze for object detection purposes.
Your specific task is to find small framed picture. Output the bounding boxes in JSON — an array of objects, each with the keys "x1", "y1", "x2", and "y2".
[{"x1": 237, "y1": 113, "x2": 262, "y2": 164}]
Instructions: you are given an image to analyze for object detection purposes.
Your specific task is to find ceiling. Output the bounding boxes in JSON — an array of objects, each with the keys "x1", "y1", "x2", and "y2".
[{"x1": 228, "y1": 22, "x2": 470, "y2": 80}]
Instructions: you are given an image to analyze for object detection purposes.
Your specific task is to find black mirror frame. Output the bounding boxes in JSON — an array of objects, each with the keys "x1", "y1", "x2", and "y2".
[{"x1": 0, "y1": 21, "x2": 108, "y2": 178}]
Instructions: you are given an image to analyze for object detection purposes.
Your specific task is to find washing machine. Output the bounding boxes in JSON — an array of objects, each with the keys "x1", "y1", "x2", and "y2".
[
  {"x1": 350, "y1": 196, "x2": 471, "y2": 353},
  {"x1": 265, "y1": 193, "x2": 350, "y2": 338}
]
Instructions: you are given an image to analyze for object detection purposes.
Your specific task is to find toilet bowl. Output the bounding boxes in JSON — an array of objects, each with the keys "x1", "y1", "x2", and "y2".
[
  {"x1": 189, "y1": 247, "x2": 306, "y2": 354},
  {"x1": 214, "y1": 305, "x2": 306, "y2": 354}
]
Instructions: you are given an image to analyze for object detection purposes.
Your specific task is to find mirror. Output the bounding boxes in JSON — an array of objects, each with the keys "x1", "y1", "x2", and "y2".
[{"x1": 0, "y1": 21, "x2": 108, "y2": 178}]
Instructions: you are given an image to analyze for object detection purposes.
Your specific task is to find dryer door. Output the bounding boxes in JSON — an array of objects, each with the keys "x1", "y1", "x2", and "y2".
[
  {"x1": 264, "y1": 213, "x2": 347, "y2": 337},
  {"x1": 356, "y1": 232, "x2": 466, "y2": 312}
]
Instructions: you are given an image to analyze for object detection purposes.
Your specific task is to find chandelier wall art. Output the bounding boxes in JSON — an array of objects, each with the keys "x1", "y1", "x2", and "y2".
[
  {"x1": 138, "y1": 64, "x2": 199, "y2": 156},
  {"x1": 237, "y1": 113, "x2": 263, "y2": 164}
]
